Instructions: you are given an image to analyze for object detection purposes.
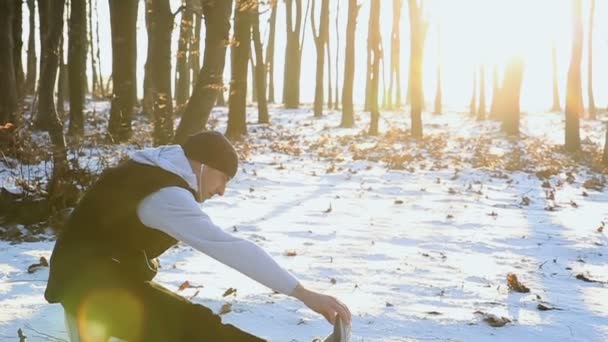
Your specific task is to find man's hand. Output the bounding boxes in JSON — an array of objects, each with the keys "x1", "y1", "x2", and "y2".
[{"x1": 291, "y1": 283, "x2": 352, "y2": 325}]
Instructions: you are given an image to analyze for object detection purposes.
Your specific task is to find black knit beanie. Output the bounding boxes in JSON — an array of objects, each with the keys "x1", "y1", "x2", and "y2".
[{"x1": 181, "y1": 131, "x2": 239, "y2": 179}]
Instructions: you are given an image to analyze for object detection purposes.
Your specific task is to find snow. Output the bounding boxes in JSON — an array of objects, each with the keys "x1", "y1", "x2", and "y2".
[{"x1": 1, "y1": 105, "x2": 608, "y2": 341}]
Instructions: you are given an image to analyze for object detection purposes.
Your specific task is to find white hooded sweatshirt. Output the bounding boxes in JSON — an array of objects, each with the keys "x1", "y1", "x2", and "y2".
[{"x1": 131, "y1": 145, "x2": 299, "y2": 296}]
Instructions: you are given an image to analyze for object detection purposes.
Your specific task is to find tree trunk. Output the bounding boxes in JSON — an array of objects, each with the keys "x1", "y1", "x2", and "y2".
[
  {"x1": 311, "y1": 0, "x2": 329, "y2": 117},
  {"x1": 327, "y1": 24, "x2": 332, "y2": 109},
  {"x1": 490, "y1": 64, "x2": 500, "y2": 119},
  {"x1": 565, "y1": 0, "x2": 582, "y2": 152},
  {"x1": 252, "y1": 6, "x2": 268, "y2": 124},
  {"x1": 367, "y1": 0, "x2": 381, "y2": 135},
  {"x1": 587, "y1": 0, "x2": 596, "y2": 119},
  {"x1": 283, "y1": 0, "x2": 303, "y2": 109},
  {"x1": 477, "y1": 64, "x2": 486, "y2": 120},
  {"x1": 173, "y1": 0, "x2": 233, "y2": 145},
  {"x1": 108, "y1": 0, "x2": 138, "y2": 141},
  {"x1": 0, "y1": 1, "x2": 18, "y2": 125},
  {"x1": 148, "y1": 0, "x2": 174, "y2": 145},
  {"x1": 68, "y1": 0, "x2": 87, "y2": 136},
  {"x1": 189, "y1": 8, "x2": 202, "y2": 87},
  {"x1": 266, "y1": 1, "x2": 277, "y2": 104},
  {"x1": 143, "y1": 0, "x2": 154, "y2": 117},
  {"x1": 36, "y1": 0, "x2": 69, "y2": 195},
  {"x1": 500, "y1": 58, "x2": 524, "y2": 136},
  {"x1": 87, "y1": 0, "x2": 98, "y2": 96},
  {"x1": 433, "y1": 61, "x2": 441, "y2": 114},
  {"x1": 250, "y1": 54, "x2": 256, "y2": 102},
  {"x1": 175, "y1": 0, "x2": 193, "y2": 110},
  {"x1": 25, "y1": 0, "x2": 37, "y2": 95},
  {"x1": 13, "y1": 0, "x2": 25, "y2": 98},
  {"x1": 226, "y1": 0, "x2": 252, "y2": 140},
  {"x1": 334, "y1": 0, "x2": 340, "y2": 109},
  {"x1": 408, "y1": 0, "x2": 427, "y2": 139},
  {"x1": 603, "y1": 123, "x2": 608, "y2": 166},
  {"x1": 340, "y1": 0, "x2": 358, "y2": 128},
  {"x1": 551, "y1": 42, "x2": 561, "y2": 112},
  {"x1": 469, "y1": 68, "x2": 477, "y2": 115},
  {"x1": 57, "y1": 32, "x2": 67, "y2": 117},
  {"x1": 94, "y1": 0, "x2": 104, "y2": 96},
  {"x1": 388, "y1": 0, "x2": 402, "y2": 109}
]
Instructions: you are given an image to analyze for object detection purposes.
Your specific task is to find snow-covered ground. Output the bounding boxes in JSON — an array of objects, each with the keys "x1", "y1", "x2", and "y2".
[{"x1": 1, "y1": 105, "x2": 608, "y2": 341}]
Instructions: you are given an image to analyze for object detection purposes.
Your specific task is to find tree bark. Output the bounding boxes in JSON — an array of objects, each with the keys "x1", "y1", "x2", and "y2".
[
  {"x1": 174, "y1": 0, "x2": 233, "y2": 145},
  {"x1": 469, "y1": 68, "x2": 477, "y2": 115},
  {"x1": 477, "y1": 64, "x2": 486, "y2": 120},
  {"x1": 266, "y1": 1, "x2": 277, "y2": 104},
  {"x1": 108, "y1": 0, "x2": 138, "y2": 141},
  {"x1": 190, "y1": 6, "x2": 202, "y2": 89},
  {"x1": 13, "y1": 0, "x2": 25, "y2": 98},
  {"x1": 143, "y1": 0, "x2": 154, "y2": 117},
  {"x1": 408, "y1": 0, "x2": 427, "y2": 139},
  {"x1": 490, "y1": 64, "x2": 500, "y2": 119},
  {"x1": 68, "y1": 0, "x2": 87, "y2": 136},
  {"x1": 587, "y1": 0, "x2": 596, "y2": 119},
  {"x1": 148, "y1": 0, "x2": 174, "y2": 145},
  {"x1": 367, "y1": 0, "x2": 381, "y2": 135},
  {"x1": 311, "y1": 0, "x2": 329, "y2": 117},
  {"x1": 252, "y1": 5, "x2": 268, "y2": 123},
  {"x1": 226, "y1": 0, "x2": 252, "y2": 139},
  {"x1": 282, "y1": 0, "x2": 302, "y2": 109},
  {"x1": 388, "y1": 0, "x2": 402, "y2": 109},
  {"x1": 565, "y1": 0, "x2": 582, "y2": 152},
  {"x1": 340, "y1": 0, "x2": 358, "y2": 128},
  {"x1": 175, "y1": 0, "x2": 193, "y2": 110},
  {"x1": 0, "y1": 1, "x2": 18, "y2": 125},
  {"x1": 551, "y1": 42, "x2": 561, "y2": 112},
  {"x1": 57, "y1": 29, "x2": 67, "y2": 117},
  {"x1": 500, "y1": 58, "x2": 524, "y2": 136},
  {"x1": 433, "y1": 62, "x2": 442, "y2": 114},
  {"x1": 25, "y1": 0, "x2": 37, "y2": 95},
  {"x1": 334, "y1": 0, "x2": 340, "y2": 109}
]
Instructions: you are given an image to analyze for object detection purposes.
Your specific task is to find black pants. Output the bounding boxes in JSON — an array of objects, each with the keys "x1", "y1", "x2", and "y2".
[{"x1": 59, "y1": 255, "x2": 265, "y2": 342}]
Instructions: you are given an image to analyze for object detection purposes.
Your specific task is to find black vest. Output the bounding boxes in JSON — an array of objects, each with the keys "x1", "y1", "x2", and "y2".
[{"x1": 44, "y1": 160, "x2": 196, "y2": 303}]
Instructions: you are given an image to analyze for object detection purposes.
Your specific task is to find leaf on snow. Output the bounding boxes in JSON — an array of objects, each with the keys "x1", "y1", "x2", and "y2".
[
  {"x1": 223, "y1": 287, "x2": 237, "y2": 297},
  {"x1": 219, "y1": 303, "x2": 232, "y2": 315},
  {"x1": 507, "y1": 273, "x2": 530, "y2": 293},
  {"x1": 27, "y1": 256, "x2": 49, "y2": 274}
]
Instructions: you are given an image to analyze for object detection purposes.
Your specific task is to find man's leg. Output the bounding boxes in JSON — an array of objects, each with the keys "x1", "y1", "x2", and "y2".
[
  {"x1": 65, "y1": 280, "x2": 266, "y2": 342},
  {"x1": 174, "y1": 0, "x2": 233, "y2": 144}
]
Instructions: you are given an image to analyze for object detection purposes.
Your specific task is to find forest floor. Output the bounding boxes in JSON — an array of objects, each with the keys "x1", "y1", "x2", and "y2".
[{"x1": 1, "y1": 100, "x2": 608, "y2": 341}]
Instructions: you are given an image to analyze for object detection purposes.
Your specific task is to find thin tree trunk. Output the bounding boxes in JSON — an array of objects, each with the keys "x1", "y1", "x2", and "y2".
[
  {"x1": 68, "y1": 0, "x2": 87, "y2": 136},
  {"x1": 367, "y1": 0, "x2": 381, "y2": 135},
  {"x1": 13, "y1": 0, "x2": 25, "y2": 98},
  {"x1": 94, "y1": 0, "x2": 105, "y2": 96},
  {"x1": 87, "y1": 0, "x2": 98, "y2": 96},
  {"x1": 587, "y1": 0, "x2": 596, "y2": 119},
  {"x1": 143, "y1": 0, "x2": 154, "y2": 117},
  {"x1": 477, "y1": 64, "x2": 486, "y2": 120},
  {"x1": 250, "y1": 54, "x2": 256, "y2": 102},
  {"x1": 283, "y1": 0, "x2": 303, "y2": 109},
  {"x1": 490, "y1": 64, "x2": 500, "y2": 119},
  {"x1": 311, "y1": 0, "x2": 329, "y2": 117},
  {"x1": 433, "y1": 62, "x2": 442, "y2": 114},
  {"x1": 173, "y1": 0, "x2": 233, "y2": 144},
  {"x1": 226, "y1": 0, "x2": 252, "y2": 139},
  {"x1": 551, "y1": 41, "x2": 561, "y2": 112},
  {"x1": 0, "y1": 1, "x2": 18, "y2": 124},
  {"x1": 565, "y1": 0, "x2": 582, "y2": 152},
  {"x1": 57, "y1": 32, "x2": 67, "y2": 117},
  {"x1": 266, "y1": 1, "x2": 277, "y2": 104},
  {"x1": 108, "y1": 0, "x2": 138, "y2": 141},
  {"x1": 25, "y1": 0, "x2": 37, "y2": 95},
  {"x1": 500, "y1": 58, "x2": 524, "y2": 136},
  {"x1": 327, "y1": 24, "x2": 332, "y2": 109},
  {"x1": 36, "y1": 0, "x2": 69, "y2": 195},
  {"x1": 149, "y1": 0, "x2": 174, "y2": 145},
  {"x1": 340, "y1": 0, "x2": 358, "y2": 128},
  {"x1": 408, "y1": 0, "x2": 427, "y2": 139},
  {"x1": 334, "y1": 0, "x2": 340, "y2": 109},
  {"x1": 469, "y1": 68, "x2": 477, "y2": 115},
  {"x1": 252, "y1": 5, "x2": 268, "y2": 124},
  {"x1": 175, "y1": 0, "x2": 193, "y2": 110},
  {"x1": 189, "y1": 8, "x2": 202, "y2": 87},
  {"x1": 388, "y1": 0, "x2": 402, "y2": 109}
]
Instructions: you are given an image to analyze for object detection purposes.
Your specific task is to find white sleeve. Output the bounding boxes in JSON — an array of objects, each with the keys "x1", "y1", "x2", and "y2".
[{"x1": 137, "y1": 186, "x2": 300, "y2": 296}]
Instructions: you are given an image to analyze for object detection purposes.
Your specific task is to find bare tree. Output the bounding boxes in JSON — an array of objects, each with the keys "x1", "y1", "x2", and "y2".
[
  {"x1": 25, "y1": 0, "x2": 37, "y2": 95},
  {"x1": 148, "y1": 0, "x2": 174, "y2": 145},
  {"x1": 0, "y1": 1, "x2": 18, "y2": 124},
  {"x1": 500, "y1": 57, "x2": 524, "y2": 135},
  {"x1": 108, "y1": 0, "x2": 138, "y2": 141},
  {"x1": 490, "y1": 64, "x2": 500, "y2": 118},
  {"x1": 13, "y1": 0, "x2": 25, "y2": 98},
  {"x1": 189, "y1": 2, "x2": 202, "y2": 87},
  {"x1": 283, "y1": 0, "x2": 303, "y2": 109},
  {"x1": 333, "y1": 0, "x2": 340, "y2": 109},
  {"x1": 469, "y1": 68, "x2": 477, "y2": 115},
  {"x1": 366, "y1": 0, "x2": 381, "y2": 135},
  {"x1": 68, "y1": 0, "x2": 87, "y2": 136},
  {"x1": 433, "y1": 29, "x2": 441, "y2": 114},
  {"x1": 340, "y1": 0, "x2": 359, "y2": 128},
  {"x1": 587, "y1": 0, "x2": 596, "y2": 119},
  {"x1": 252, "y1": 3, "x2": 269, "y2": 123},
  {"x1": 565, "y1": 0, "x2": 582, "y2": 152},
  {"x1": 175, "y1": 0, "x2": 193, "y2": 111},
  {"x1": 408, "y1": 0, "x2": 427, "y2": 139},
  {"x1": 311, "y1": 0, "x2": 329, "y2": 117},
  {"x1": 387, "y1": 0, "x2": 402, "y2": 109},
  {"x1": 226, "y1": 0, "x2": 253, "y2": 139},
  {"x1": 266, "y1": 0, "x2": 277, "y2": 104},
  {"x1": 551, "y1": 41, "x2": 561, "y2": 112},
  {"x1": 477, "y1": 64, "x2": 486, "y2": 120}
]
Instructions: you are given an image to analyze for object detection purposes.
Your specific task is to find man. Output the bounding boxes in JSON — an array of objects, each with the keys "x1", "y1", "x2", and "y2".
[{"x1": 45, "y1": 131, "x2": 351, "y2": 341}]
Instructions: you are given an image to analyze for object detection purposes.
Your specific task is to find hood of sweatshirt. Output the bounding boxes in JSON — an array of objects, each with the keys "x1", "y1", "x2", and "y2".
[{"x1": 130, "y1": 145, "x2": 198, "y2": 192}]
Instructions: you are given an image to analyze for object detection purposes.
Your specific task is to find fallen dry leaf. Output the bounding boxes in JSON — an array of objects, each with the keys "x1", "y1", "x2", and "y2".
[
  {"x1": 27, "y1": 256, "x2": 49, "y2": 274},
  {"x1": 284, "y1": 250, "x2": 298, "y2": 257},
  {"x1": 474, "y1": 311, "x2": 511, "y2": 327},
  {"x1": 507, "y1": 273, "x2": 530, "y2": 293},
  {"x1": 223, "y1": 287, "x2": 237, "y2": 297},
  {"x1": 219, "y1": 303, "x2": 232, "y2": 315}
]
